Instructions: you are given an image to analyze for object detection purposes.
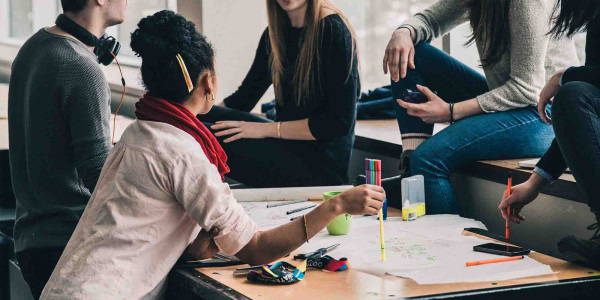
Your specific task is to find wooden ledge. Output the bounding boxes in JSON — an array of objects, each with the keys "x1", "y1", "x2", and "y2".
[
  {"x1": 464, "y1": 159, "x2": 584, "y2": 203},
  {"x1": 354, "y1": 120, "x2": 584, "y2": 203},
  {"x1": 355, "y1": 119, "x2": 402, "y2": 157}
]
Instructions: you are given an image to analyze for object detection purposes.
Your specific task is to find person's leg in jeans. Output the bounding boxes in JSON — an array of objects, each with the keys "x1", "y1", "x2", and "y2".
[
  {"x1": 410, "y1": 107, "x2": 554, "y2": 214},
  {"x1": 198, "y1": 106, "x2": 344, "y2": 187},
  {"x1": 551, "y1": 82, "x2": 600, "y2": 209},
  {"x1": 16, "y1": 247, "x2": 64, "y2": 299},
  {"x1": 549, "y1": 81, "x2": 600, "y2": 267},
  {"x1": 392, "y1": 43, "x2": 489, "y2": 173}
]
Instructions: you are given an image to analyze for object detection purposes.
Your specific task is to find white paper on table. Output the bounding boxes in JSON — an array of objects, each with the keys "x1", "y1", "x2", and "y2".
[
  {"x1": 290, "y1": 215, "x2": 555, "y2": 284},
  {"x1": 241, "y1": 201, "x2": 318, "y2": 230},
  {"x1": 232, "y1": 186, "x2": 354, "y2": 202},
  {"x1": 391, "y1": 255, "x2": 555, "y2": 284}
]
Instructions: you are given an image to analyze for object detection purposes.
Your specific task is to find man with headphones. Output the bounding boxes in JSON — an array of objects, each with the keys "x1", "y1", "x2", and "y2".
[{"x1": 8, "y1": 0, "x2": 127, "y2": 297}]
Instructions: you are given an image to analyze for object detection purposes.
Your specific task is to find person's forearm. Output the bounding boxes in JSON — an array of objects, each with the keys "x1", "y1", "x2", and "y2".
[
  {"x1": 527, "y1": 173, "x2": 548, "y2": 190},
  {"x1": 527, "y1": 172, "x2": 548, "y2": 191},
  {"x1": 453, "y1": 98, "x2": 484, "y2": 120},
  {"x1": 264, "y1": 119, "x2": 316, "y2": 141},
  {"x1": 235, "y1": 197, "x2": 341, "y2": 265},
  {"x1": 396, "y1": 27, "x2": 415, "y2": 43}
]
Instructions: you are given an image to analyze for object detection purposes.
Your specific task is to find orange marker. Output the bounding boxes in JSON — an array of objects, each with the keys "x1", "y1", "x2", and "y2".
[
  {"x1": 506, "y1": 175, "x2": 512, "y2": 240},
  {"x1": 466, "y1": 255, "x2": 524, "y2": 267}
]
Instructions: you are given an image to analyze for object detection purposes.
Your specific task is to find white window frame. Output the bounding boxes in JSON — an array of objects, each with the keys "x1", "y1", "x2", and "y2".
[
  {"x1": 0, "y1": 0, "x2": 178, "y2": 67},
  {"x1": 0, "y1": 0, "x2": 60, "y2": 45},
  {"x1": 112, "y1": 0, "x2": 178, "y2": 67}
]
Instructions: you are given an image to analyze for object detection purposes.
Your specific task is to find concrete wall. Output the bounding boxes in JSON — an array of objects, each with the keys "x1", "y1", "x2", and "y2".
[
  {"x1": 201, "y1": 0, "x2": 274, "y2": 108},
  {"x1": 453, "y1": 174, "x2": 596, "y2": 258}
]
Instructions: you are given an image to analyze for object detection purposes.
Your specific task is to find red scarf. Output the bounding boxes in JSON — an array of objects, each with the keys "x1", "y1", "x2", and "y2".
[{"x1": 135, "y1": 94, "x2": 230, "y2": 181}]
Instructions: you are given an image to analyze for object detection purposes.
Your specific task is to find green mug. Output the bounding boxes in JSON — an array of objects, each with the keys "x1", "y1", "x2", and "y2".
[{"x1": 323, "y1": 191, "x2": 352, "y2": 235}]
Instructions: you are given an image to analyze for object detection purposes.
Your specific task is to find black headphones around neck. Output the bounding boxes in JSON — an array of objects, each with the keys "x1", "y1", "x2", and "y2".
[{"x1": 55, "y1": 14, "x2": 121, "y2": 66}]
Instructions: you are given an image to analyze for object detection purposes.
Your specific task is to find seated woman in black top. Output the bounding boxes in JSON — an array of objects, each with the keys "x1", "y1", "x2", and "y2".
[
  {"x1": 498, "y1": 0, "x2": 600, "y2": 268},
  {"x1": 198, "y1": 0, "x2": 359, "y2": 188}
]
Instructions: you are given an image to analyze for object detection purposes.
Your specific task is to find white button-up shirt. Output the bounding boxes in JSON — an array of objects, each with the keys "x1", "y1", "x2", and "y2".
[{"x1": 42, "y1": 120, "x2": 257, "y2": 299}]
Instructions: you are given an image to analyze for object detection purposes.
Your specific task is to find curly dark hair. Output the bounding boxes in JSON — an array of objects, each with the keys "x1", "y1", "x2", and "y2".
[{"x1": 131, "y1": 10, "x2": 215, "y2": 103}]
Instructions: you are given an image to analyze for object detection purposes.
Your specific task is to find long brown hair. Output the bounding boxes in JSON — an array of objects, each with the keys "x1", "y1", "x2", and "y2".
[
  {"x1": 466, "y1": 0, "x2": 511, "y2": 68},
  {"x1": 266, "y1": 0, "x2": 358, "y2": 106},
  {"x1": 550, "y1": 0, "x2": 600, "y2": 38}
]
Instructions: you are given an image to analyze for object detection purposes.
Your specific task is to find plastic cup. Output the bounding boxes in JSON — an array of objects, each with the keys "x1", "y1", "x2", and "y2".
[{"x1": 323, "y1": 191, "x2": 352, "y2": 235}]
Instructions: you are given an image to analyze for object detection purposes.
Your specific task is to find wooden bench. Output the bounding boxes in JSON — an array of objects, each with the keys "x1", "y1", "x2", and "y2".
[
  {"x1": 0, "y1": 82, "x2": 584, "y2": 203},
  {"x1": 354, "y1": 119, "x2": 583, "y2": 203}
]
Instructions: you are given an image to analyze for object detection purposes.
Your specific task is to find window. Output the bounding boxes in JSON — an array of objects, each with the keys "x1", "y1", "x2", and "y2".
[
  {"x1": 0, "y1": 0, "x2": 60, "y2": 42},
  {"x1": 9, "y1": 0, "x2": 33, "y2": 39},
  {"x1": 113, "y1": 0, "x2": 177, "y2": 60},
  {"x1": 335, "y1": 0, "x2": 588, "y2": 88},
  {"x1": 335, "y1": 0, "x2": 438, "y2": 90},
  {"x1": 0, "y1": 0, "x2": 176, "y2": 64}
]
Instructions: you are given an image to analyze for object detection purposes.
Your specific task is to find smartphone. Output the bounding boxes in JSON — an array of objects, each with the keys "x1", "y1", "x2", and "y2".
[
  {"x1": 473, "y1": 243, "x2": 530, "y2": 257},
  {"x1": 402, "y1": 89, "x2": 428, "y2": 104}
]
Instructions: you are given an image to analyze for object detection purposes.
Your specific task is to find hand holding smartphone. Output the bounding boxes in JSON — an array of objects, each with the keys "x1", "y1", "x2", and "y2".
[{"x1": 402, "y1": 89, "x2": 429, "y2": 104}]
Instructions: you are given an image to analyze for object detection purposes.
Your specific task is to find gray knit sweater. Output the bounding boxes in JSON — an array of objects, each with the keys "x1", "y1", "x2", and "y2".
[
  {"x1": 8, "y1": 29, "x2": 111, "y2": 252},
  {"x1": 402, "y1": 0, "x2": 580, "y2": 112}
]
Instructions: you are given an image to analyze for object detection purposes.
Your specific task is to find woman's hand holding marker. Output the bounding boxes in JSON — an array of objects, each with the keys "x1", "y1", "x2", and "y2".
[
  {"x1": 397, "y1": 85, "x2": 451, "y2": 123},
  {"x1": 498, "y1": 173, "x2": 547, "y2": 224},
  {"x1": 334, "y1": 184, "x2": 386, "y2": 216},
  {"x1": 235, "y1": 185, "x2": 386, "y2": 266}
]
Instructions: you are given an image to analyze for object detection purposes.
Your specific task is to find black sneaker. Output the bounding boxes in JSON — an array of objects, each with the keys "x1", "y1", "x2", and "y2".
[
  {"x1": 557, "y1": 216, "x2": 600, "y2": 269},
  {"x1": 399, "y1": 150, "x2": 413, "y2": 176}
]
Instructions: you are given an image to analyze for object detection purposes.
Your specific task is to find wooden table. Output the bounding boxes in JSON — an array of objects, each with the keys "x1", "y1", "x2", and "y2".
[{"x1": 166, "y1": 205, "x2": 600, "y2": 299}]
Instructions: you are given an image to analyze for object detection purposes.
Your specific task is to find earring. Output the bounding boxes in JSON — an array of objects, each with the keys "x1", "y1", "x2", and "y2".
[{"x1": 205, "y1": 93, "x2": 215, "y2": 103}]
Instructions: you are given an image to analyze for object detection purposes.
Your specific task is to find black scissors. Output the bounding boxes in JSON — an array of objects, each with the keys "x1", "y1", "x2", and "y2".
[{"x1": 293, "y1": 244, "x2": 340, "y2": 260}]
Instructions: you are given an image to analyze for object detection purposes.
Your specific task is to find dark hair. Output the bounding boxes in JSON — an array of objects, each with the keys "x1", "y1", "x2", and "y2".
[
  {"x1": 61, "y1": 0, "x2": 88, "y2": 13},
  {"x1": 549, "y1": 0, "x2": 600, "y2": 38},
  {"x1": 130, "y1": 10, "x2": 215, "y2": 103},
  {"x1": 466, "y1": 0, "x2": 511, "y2": 68}
]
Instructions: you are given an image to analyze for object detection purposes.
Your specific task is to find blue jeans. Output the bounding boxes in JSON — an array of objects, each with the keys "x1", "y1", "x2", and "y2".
[
  {"x1": 552, "y1": 82, "x2": 600, "y2": 209},
  {"x1": 261, "y1": 88, "x2": 398, "y2": 120},
  {"x1": 392, "y1": 43, "x2": 555, "y2": 214}
]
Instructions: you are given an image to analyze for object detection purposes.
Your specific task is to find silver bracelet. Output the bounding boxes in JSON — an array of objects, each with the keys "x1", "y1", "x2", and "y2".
[{"x1": 277, "y1": 122, "x2": 282, "y2": 139}]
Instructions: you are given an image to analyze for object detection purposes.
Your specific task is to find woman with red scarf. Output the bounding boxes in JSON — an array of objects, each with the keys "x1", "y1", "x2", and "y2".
[{"x1": 41, "y1": 11, "x2": 384, "y2": 300}]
